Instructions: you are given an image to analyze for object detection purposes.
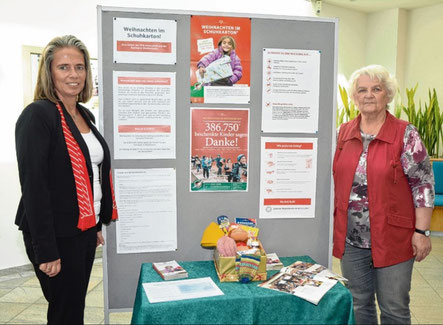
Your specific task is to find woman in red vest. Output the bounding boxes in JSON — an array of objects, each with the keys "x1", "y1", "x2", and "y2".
[{"x1": 333, "y1": 65, "x2": 434, "y2": 324}]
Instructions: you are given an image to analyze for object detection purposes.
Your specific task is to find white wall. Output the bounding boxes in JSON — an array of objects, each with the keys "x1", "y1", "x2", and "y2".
[
  {"x1": 396, "y1": 9, "x2": 408, "y2": 98},
  {"x1": 365, "y1": 9, "x2": 399, "y2": 73},
  {"x1": 404, "y1": 3, "x2": 443, "y2": 104},
  {"x1": 365, "y1": 8, "x2": 402, "y2": 111},
  {"x1": 0, "y1": 0, "x2": 314, "y2": 270},
  {"x1": 321, "y1": 3, "x2": 367, "y2": 88}
]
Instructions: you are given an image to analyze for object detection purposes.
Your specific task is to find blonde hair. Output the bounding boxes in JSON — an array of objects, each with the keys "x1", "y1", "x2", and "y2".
[
  {"x1": 217, "y1": 36, "x2": 236, "y2": 50},
  {"x1": 34, "y1": 35, "x2": 93, "y2": 103},
  {"x1": 349, "y1": 64, "x2": 397, "y2": 105}
]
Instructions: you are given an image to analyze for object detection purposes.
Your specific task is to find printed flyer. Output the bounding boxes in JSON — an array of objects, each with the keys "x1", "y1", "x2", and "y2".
[
  {"x1": 262, "y1": 48, "x2": 320, "y2": 133},
  {"x1": 113, "y1": 17, "x2": 177, "y2": 64},
  {"x1": 113, "y1": 71, "x2": 176, "y2": 159},
  {"x1": 115, "y1": 168, "x2": 177, "y2": 254},
  {"x1": 259, "y1": 137, "x2": 317, "y2": 218},
  {"x1": 190, "y1": 15, "x2": 251, "y2": 104},
  {"x1": 190, "y1": 108, "x2": 249, "y2": 192}
]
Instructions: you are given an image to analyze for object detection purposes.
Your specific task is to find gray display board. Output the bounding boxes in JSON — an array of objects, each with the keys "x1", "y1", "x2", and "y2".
[{"x1": 98, "y1": 6, "x2": 338, "y2": 317}]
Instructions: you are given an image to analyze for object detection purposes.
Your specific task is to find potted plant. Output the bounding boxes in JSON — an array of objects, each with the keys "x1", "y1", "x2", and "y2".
[
  {"x1": 397, "y1": 85, "x2": 442, "y2": 158},
  {"x1": 336, "y1": 85, "x2": 359, "y2": 127}
]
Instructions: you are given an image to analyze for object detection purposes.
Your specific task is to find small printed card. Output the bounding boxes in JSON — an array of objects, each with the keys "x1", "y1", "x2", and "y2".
[{"x1": 266, "y1": 253, "x2": 284, "y2": 271}]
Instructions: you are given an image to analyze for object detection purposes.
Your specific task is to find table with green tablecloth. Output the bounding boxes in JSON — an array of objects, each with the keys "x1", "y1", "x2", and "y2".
[{"x1": 131, "y1": 255, "x2": 354, "y2": 324}]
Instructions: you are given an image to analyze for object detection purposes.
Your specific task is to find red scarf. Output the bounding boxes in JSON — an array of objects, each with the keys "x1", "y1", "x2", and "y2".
[{"x1": 56, "y1": 103, "x2": 118, "y2": 231}]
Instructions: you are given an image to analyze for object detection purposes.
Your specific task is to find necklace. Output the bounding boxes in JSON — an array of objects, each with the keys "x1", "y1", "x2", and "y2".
[{"x1": 67, "y1": 108, "x2": 79, "y2": 121}]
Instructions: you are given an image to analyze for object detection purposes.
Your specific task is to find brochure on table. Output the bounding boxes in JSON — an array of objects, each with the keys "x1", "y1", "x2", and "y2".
[
  {"x1": 259, "y1": 261, "x2": 346, "y2": 305},
  {"x1": 152, "y1": 260, "x2": 188, "y2": 280}
]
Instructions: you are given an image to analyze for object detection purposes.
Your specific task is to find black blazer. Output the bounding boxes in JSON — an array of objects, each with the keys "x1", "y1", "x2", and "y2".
[{"x1": 15, "y1": 99, "x2": 114, "y2": 264}]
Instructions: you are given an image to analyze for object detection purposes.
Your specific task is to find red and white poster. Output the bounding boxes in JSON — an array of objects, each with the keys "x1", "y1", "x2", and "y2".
[
  {"x1": 260, "y1": 137, "x2": 318, "y2": 218},
  {"x1": 190, "y1": 16, "x2": 251, "y2": 104},
  {"x1": 190, "y1": 108, "x2": 249, "y2": 192},
  {"x1": 113, "y1": 17, "x2": 176, "y2": 64},
  {"x1": 113, "y1": 71, "x2": 175, "y2": 159}
]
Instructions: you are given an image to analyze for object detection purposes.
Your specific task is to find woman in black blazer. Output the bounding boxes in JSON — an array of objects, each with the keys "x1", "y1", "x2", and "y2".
[{"x1": 15, "y1": 35, "x2": 117, "y2": 324}]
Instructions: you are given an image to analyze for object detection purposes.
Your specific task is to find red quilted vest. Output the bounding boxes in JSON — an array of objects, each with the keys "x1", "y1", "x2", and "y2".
[{"x1": 333, "y1": 112, "x2": 415, "y2": 267}]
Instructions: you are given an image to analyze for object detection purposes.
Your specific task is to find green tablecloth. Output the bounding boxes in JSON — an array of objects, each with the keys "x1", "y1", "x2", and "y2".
[{"x1": 131, "y1": 256, "x2": 354, "y2": 324}]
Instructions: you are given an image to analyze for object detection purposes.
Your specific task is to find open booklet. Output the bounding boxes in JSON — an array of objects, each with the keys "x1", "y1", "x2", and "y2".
[{"x1": 258, "y1": 261, "x2": 347, "y2": 305}]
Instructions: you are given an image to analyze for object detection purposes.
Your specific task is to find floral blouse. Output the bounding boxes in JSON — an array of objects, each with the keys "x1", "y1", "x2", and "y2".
[{"x1": 346, "y1": 124, "x2": 435, "y2": 248}]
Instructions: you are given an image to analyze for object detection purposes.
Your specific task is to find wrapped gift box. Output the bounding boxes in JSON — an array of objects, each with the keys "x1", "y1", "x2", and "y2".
[{"x1": 213, "y1": 242, "x2": 267, "y2": 282}]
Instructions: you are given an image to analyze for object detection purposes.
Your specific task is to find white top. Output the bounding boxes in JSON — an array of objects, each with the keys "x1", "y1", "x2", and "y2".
[{"x1": 81, "y1": 130, "x2": 104, "y2": 222}]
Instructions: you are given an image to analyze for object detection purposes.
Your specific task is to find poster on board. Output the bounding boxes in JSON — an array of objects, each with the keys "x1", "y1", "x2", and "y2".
[
  {"x1": 190, "y1": 108, "x2": 249, "y2": 192},
  {"x1": 259, "y1": 137, "x2": 317, "y2": 219},
  {"x1": 113, "y1": 71, "x2": 176, "y2": 159},
  {"x1": 113, "y1": 17, "x2": 177, "y2": 64},
  {"x1": 115, "y1": 168, "x2": 177, "y2": 254},
  {"x1": 190, "y1": 15, "x2": 251, "y2": 104},
  {"x1": 261, "y1": 48, "x2": 320, "y2": 133}
]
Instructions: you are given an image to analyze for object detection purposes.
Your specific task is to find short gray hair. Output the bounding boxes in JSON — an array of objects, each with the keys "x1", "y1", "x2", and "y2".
[
  {"x1": 349, "y1": 65, "x2": 397, "y2": 105},
  {"x1": 34, "y1": 35, "x2": 93, "y2": 103}
]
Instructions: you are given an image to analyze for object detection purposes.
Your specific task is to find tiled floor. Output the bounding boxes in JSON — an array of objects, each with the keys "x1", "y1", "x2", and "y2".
[
  {"x1": 1, "y1": 237, "x2": 443, "y2": 324},
  {"x1": 0, "y1": 248, "x2": 131, "y2": 324}
]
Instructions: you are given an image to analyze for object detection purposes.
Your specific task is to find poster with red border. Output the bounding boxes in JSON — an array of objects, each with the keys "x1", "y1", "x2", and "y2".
[
  {"x1": 190, "y1": 16, "x2": 251, "y2": 104},
  {"x1": 190, "y1": 108, "x2": 249, "y2": 192},
  {"x1": 113, "y1": 17, "x2": 177, "y2": 64},
  {"x1": 259, "y1": 137, "x2": 317, "y2": 218},
  {"x1": 113, "y1": 71, "x2": 176, "y2": 159}
]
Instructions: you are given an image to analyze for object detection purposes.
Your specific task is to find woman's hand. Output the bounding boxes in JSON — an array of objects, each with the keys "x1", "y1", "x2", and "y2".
[
  {"x1": 413, "y1": 207, "x2": 432, "y2": 262},
  {"x1": 412, "y1": 232, "x2": 432, "y2": 262},
  {"x1": 39, "y1": 259, "x2": 61, "y2": 277},
  {"x1": 198, "y1": 67, "x2": 206, "y2": 77},
  {"x1": 97, "y1": 231, "x2": 105, "y2": 247}
]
